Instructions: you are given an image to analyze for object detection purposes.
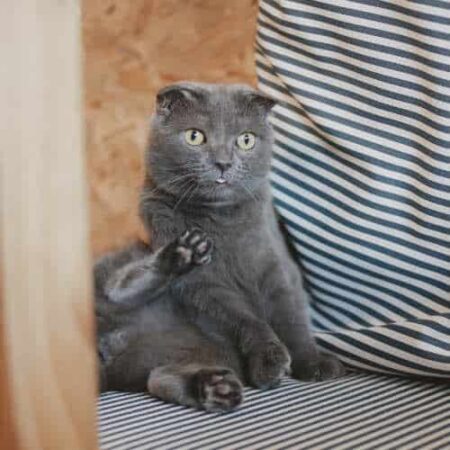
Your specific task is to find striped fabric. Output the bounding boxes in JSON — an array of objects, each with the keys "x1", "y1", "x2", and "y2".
[
  {"x1": 256, "y1": 0, "x2": 450, "y2": 377},
  {"x1": 99, "y1": 374, "x2": 450, "y2": 449}
]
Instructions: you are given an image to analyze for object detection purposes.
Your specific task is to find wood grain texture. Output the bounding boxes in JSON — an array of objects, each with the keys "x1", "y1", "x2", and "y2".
[
  {"x1": 0, "y1": 1, "x2": 97, "y2": 449},
  {"x1": 83, "y1": 0, "x2": 258, "y2": 255}
]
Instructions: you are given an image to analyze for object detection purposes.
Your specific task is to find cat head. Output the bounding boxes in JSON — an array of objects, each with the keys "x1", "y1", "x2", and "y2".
[{"x1": 147, "y1": 82, "x2": 275, "y2": 203}]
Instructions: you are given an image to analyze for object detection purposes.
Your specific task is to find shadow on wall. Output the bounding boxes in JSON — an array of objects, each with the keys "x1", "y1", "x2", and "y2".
[{"x1": 83, "y1": 0, "x2": 258, "y2": 256}]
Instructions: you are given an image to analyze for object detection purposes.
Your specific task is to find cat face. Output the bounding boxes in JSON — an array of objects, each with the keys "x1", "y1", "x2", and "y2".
[{"x1": 148, "y1": 82, "x2": 275, "y2": 202}]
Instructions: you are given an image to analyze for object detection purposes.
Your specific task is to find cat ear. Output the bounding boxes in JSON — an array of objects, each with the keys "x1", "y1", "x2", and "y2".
[
  {"x1": 246, "y1": 91, "x2": 276, "y2": 115},
  {"x1": 156, "y1": 84, "x2": 199, "y2": 117}
]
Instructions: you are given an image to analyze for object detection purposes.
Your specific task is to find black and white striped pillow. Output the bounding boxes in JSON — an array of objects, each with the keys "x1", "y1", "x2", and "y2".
[{"x1": 257, "y1": 0, "x2": 450, "y2": 377}]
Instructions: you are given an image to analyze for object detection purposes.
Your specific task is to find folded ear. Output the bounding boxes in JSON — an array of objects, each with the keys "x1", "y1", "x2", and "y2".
[
  {"x1": 245, "y1": 91, "x2": 276, "y2": 115},
  {"x1": 156, "y1": 84, "x2": 200, "y2": 117}
]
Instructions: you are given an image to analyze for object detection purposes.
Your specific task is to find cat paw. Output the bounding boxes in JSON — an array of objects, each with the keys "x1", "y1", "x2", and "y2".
[
  {"x1": 97, "y1": 330, "x2": 127, "y2": 366},
  {"x1": 247, "y1": 341, "x2": 292, "y2": 389},
  {"x1": 161, "y1": 229, "x2": 213, "y2": 274},
  {"x1": 292, "y1": 353, "x2": 346, "y2": 381},
  {"x1": 177, "y1": 228, "x2": 213, "y2": 266},
  {"x1": 193, "y1": 367, "x2": 243, "y2": 413}
]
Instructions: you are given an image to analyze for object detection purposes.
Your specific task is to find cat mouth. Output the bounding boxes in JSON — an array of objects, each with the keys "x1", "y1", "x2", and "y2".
[{"x1": 215, "y1": 177, "x2": 228, "y2": 185}]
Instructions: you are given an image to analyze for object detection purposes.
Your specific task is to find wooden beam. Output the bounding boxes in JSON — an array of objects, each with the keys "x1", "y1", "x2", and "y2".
[{"x1": 0, "y1": 1, "x2": 98, "y2": 449}]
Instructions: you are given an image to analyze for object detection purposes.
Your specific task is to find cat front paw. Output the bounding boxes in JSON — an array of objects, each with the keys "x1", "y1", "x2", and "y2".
[
  {"x1": 292, "y1": 353, "x2": 346, "y2": 381},
  {"x1": 160, "y1": 229, "x2": 213, "y2": 275},
  {"x1": 247, "y1": 341, "x2": 291, "y2": 389},
  {"x1": 177, "y1": 228, "x2": 213, "y2": 266}
]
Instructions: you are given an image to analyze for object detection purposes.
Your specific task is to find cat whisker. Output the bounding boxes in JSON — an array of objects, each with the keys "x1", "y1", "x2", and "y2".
[
  {"x1": 167, "y1": 173, "x2": 195, "y2": 187},
  {"x1": 185, "y1": 183, "x2": 200, "y2": 205},
  {"x1": 173, "y1": 181, "x2": 197, "y2": 212},
  {"x1": 170, "y1": 162, "x2": 205, "y2": 172},
  {"x1": 238, "y1": 181, "x2": 258, "y2": 203},
  {"x1": 143, "y1": 173, "x2": 196, "y2": 197}
]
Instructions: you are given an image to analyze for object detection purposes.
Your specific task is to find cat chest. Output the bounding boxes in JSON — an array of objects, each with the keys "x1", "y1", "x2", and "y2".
[{"x1": 212, "y1": 243, "x2": 281, "y2": 297}]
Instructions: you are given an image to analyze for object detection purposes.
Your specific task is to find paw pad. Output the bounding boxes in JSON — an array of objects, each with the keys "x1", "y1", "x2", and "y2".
[
  {"x1": 194, "y1": 368, "x2": 243, "y2": 413},
  {"x1": 177, "y1": 228, "x2": 213, "y2": 267}
]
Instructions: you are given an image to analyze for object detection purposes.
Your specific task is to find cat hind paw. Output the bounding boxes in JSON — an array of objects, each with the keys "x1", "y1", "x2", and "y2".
[{"x1": 193, "y1": 367, "x2": 243, "y2": 413}]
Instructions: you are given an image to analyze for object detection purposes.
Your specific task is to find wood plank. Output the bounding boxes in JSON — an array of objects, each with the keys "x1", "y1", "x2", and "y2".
[{"x1": 0, "y1": 1, "x2": 98, "y2": 448}]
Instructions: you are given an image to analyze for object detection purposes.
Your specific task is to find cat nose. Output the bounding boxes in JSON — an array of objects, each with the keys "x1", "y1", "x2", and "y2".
[{"x1": 215, "y1": 161, "x2": 232, "y2": 172}]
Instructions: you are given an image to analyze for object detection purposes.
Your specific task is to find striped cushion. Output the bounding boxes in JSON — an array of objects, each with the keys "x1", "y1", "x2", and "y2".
[
  {"x1": 99, "y1": 374, "x2": 450, "y2": 449},
  {"x1": 256, "y1": 0, "x2": 450, "y2": 377}
]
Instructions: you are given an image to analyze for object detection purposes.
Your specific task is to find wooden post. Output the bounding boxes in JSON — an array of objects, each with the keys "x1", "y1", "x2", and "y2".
[{"x1": 0, "y1": 1, "x2": 98, "y2": 449}]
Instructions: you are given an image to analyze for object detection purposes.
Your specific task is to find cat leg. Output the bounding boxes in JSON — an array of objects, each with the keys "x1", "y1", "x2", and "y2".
[
  {"x1": 97, "y1": 328, "x2": 134, "y2": 391},
  {"x1": 191, "y1": 288, "x2": 291, "y2": 389},
  {"x1": 147, "y1": 364, "x2": 243, "y2": 413},
  {"x1": 269, "y1": 287, "x2": 346, "y2": 381},
  {"x1": 103, "y1": 229, "x2": 212, "y2": 307}
]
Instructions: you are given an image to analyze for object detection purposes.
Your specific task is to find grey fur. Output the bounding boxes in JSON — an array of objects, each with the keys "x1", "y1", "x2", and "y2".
[{"x1": 95, "y1": 82, "x2": 345, "y2": 412}]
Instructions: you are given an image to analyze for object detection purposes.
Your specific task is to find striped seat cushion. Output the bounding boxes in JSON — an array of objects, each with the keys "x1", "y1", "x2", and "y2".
[
  {"x1": 99, "y1": 374, "x2": 450, "y2": 449},
  {"x1": 256, "y1": 0, "x2": 450, "y2": 377}
]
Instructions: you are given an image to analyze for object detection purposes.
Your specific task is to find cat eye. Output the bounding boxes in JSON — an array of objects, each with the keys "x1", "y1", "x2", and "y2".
[
  {"x1": 184, "y1": 129, "x2": 206, "y2": 146},
  {"x1": 237, "y1": 132, "x2": 256, "y2": 151}
]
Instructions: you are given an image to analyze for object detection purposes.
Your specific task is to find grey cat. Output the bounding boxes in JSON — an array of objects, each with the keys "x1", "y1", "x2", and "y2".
[{"x1": 95, "y1": 82, "x2": 345, "y2": 412}]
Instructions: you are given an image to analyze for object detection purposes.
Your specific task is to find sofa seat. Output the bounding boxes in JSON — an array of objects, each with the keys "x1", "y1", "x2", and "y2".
[{"x1": 98, "y1": 373, "x2": 450, "y2": 449}]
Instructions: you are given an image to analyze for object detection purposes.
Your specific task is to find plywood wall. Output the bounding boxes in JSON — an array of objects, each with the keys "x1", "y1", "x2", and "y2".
[{"x1": 83, "y1": 0, "x2": 258, "y2": 255}]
